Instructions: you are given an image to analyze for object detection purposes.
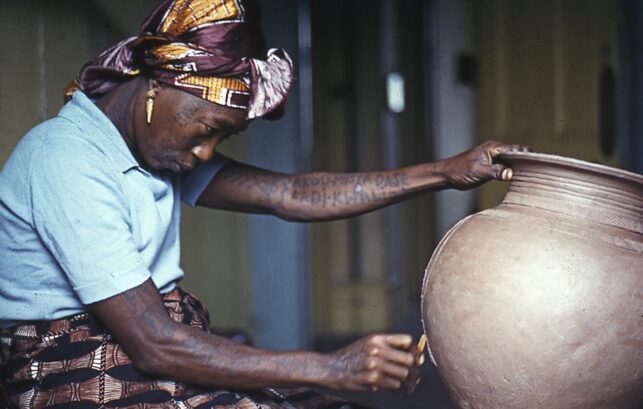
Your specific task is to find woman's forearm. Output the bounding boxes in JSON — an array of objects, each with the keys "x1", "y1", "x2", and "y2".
[
  {"x1": 272, "y1": 163, "x2": 448, "y2": 221},
  {"x1": 201, "y1": 161, "x2": 448, "y2": 221},
  {"x1": 91, "y1": 280, "x2": 418, "y2": 392},
  {"x1": 199, "y1": 140, "x2": 529, "y2": 221},
  {"x1": 138, "y1": 321, "x2": 331, "y2": 389},
  {"x1": 92, "y1": 280, "x2": 331, "y2": 389}
]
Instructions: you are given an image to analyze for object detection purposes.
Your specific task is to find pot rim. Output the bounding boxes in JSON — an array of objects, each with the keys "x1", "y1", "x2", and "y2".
[{"x1": 498, "y1": 151, "x2": 643, "y2": 185}]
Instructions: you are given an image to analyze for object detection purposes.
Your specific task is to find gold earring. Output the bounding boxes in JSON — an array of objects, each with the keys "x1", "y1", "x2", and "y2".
[{"x1": 145, "y1": 81, "x2": 156, "y2": 124}]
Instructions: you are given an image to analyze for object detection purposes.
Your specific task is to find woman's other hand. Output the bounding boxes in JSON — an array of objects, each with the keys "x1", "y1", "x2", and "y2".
[{"x1": 324, "y1": 334, "x2": 423, "y2": 392}]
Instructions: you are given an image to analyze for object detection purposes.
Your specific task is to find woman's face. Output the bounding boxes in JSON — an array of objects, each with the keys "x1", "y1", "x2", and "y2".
[{"x1": 131, "y1": 84, "x2": 248, "y2": 173}]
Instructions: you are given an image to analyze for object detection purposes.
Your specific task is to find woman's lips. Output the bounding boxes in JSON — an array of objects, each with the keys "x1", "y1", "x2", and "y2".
[{"x1": 178, "y1": 162, "x2": 195, "y2": 172}]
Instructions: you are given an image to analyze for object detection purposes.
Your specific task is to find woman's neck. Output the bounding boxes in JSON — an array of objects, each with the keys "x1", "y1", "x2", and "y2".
[{"x1": 95, "y1": 77, "x2": 144, "y2": 163}]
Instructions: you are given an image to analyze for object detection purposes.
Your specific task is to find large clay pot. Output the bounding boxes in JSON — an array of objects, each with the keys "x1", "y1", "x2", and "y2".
[{"x1": 421, "y1": 152, "x2": 642, "y2": 409}]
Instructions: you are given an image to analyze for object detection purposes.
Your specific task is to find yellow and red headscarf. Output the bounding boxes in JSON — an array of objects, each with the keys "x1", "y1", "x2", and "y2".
[{"x1": 66, "y1": 0, "x2": 293, "y2": 120}]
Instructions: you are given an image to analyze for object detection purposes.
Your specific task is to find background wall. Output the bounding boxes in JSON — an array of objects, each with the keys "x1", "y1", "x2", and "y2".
[
  {"x1": 309, "y1": 0, "x2": 434, "y2": 347},
  {"x1": 476, "y1": 0, "x2": 622, "y2": 208}
]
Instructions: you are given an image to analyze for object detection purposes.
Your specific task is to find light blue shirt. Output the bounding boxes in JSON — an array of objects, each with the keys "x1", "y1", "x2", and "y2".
[{"x1": 0, "y1": 91, "x2": 228, "y2": 328}]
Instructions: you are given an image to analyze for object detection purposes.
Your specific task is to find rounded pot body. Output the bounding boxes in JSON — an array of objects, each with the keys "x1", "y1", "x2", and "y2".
[{"x1": 422, "y1": 152, "x2": 643, "y2": 409}]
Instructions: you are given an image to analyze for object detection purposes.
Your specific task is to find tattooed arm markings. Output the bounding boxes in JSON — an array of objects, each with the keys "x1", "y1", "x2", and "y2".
[{"x1": 288, "y1": 172, "x2": 410, "y2": 209}]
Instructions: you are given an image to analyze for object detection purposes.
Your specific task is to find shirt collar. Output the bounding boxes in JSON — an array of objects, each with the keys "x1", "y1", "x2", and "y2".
[{"x1": 58, "y1": 91, "x2": 140, "y2": 173}]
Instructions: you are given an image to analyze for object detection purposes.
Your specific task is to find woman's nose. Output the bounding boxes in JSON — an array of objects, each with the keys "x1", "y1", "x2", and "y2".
[{"x1": 191, "y1": 141, "x2": 217, "y2": 162}]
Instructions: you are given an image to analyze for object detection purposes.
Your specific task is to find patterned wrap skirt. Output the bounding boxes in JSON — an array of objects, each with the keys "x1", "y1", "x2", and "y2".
[{"x1": 0, "y1": 288, "x2": 366, "y2": 409}]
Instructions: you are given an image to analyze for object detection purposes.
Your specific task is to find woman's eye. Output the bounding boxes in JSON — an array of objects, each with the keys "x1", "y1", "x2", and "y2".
[{"x1": 204, "y1": 125, "x2": 219, "y2": 134}]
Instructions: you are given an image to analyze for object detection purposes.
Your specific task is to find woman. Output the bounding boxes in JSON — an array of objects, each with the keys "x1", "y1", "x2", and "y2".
[{"x1": 0, "y1": 0, "x2": 528, "y2": 408}]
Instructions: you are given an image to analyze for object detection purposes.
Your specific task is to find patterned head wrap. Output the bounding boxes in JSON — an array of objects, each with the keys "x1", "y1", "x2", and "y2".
[{"x1": 66, "y1": 0, "x2": 293, "y2": 120}]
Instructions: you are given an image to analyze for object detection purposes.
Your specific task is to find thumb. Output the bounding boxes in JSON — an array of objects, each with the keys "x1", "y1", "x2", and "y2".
[
  {"x1": 489, "y1": 164, "x2": 512, "y2": 181},
  {"x1": 383, "y1": 334, "x2": 413, "y2": 350}
]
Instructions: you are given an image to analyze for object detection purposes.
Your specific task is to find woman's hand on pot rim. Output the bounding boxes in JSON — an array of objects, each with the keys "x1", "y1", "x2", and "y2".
[{"x1": 441, "y1": 140, "x2": 531, "y2": 190}]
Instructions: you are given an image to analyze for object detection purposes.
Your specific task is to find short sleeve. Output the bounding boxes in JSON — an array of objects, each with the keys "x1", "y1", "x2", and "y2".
[
  {"x1": 30, "y1": 138, "x2": 150, "y2": 305},
  {"x1": 181, "y1": 152, "x2": 230, "y2": 207}
]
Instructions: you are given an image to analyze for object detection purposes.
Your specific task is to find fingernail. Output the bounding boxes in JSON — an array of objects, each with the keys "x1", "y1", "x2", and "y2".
[
  {"x1": 418, "y1": 354, "x2": 425, "y2": 365},
  {"x1": 501, "y1": 168, "x2": 513, "y2": 181}
]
